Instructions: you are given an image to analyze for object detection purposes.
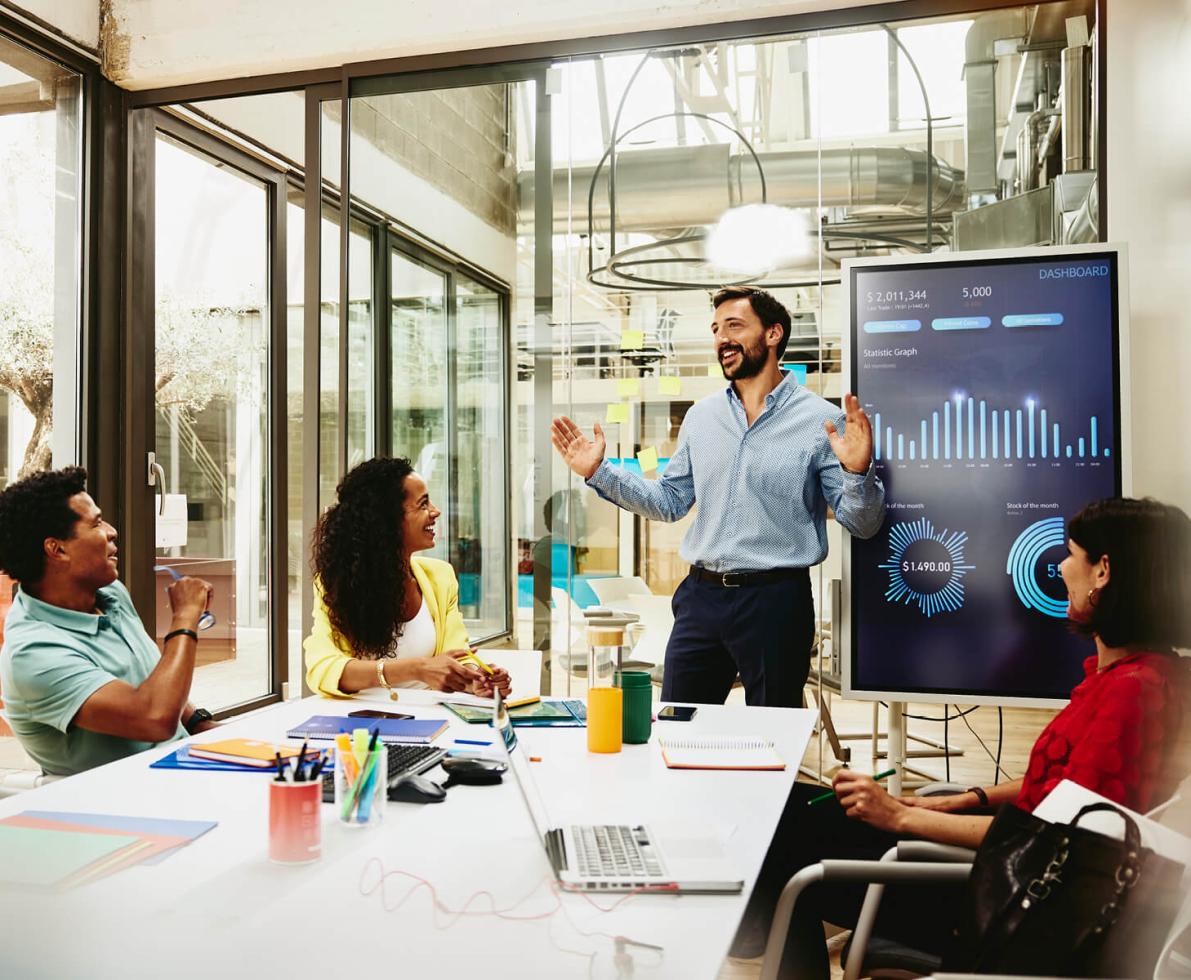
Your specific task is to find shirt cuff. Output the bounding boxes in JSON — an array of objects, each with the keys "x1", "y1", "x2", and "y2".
[
  {"x1": 586, "y1": 459, "x2": 615, "y2": 492},
  {"x1": 839, "y1": 457, "x2": 876, "y2": 485}
]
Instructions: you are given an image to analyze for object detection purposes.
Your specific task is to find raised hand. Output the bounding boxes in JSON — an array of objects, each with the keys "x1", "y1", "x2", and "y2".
[
  {"x1": 824, "y1": 393, "x2": 874, "y2": 475},
  {"x1": 550, "y1": 416, "x2": 606, "y2": 481}
]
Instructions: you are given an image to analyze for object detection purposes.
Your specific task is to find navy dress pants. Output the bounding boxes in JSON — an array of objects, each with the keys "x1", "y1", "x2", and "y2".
[{"x1": 659, "y1": 569, "x2": 814, "y2": 707}]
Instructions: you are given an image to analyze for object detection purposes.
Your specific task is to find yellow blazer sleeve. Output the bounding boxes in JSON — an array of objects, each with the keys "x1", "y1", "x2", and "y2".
[
  {"x1": 411, "y1": 557, "x2": 470, "y2": 654},
  {"x1": 303, "y1": 579, "x2": 355, "y2": 699}
]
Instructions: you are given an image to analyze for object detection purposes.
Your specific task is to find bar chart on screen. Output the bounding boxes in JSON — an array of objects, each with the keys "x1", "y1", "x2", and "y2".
[{"x1": 872, "y1": 392, "x2": 1111, "y2": 464}]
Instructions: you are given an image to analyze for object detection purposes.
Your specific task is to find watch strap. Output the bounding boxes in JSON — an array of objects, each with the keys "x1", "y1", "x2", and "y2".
[
  {"x1": 966, "y1": 785, "x2": 990, "y2": 807},
  {"x1": 164, "y1": 628, "x2": 199, "y2": 644}
]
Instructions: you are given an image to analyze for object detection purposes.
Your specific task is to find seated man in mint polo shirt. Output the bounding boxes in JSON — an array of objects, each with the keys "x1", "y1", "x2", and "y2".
[{"x1": 0, "y1": 467, "x2": 216, "y2": 776}]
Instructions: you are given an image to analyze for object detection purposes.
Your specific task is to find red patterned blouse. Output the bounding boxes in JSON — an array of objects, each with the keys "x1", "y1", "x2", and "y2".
[{"x1": 1017, "y1": 652, "x2": 1190, "y2": 813}]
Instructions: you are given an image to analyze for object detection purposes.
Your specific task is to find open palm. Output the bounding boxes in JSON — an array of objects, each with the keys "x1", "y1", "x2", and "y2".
[
  {"x1": 824, "y1": 393, "x2": 874, "y2": 474},
  {"x1": 551, "y1": 416, "x2": 606, "y2": 480}
]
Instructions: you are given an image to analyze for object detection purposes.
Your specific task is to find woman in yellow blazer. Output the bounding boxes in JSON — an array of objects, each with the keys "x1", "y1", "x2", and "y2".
[{"x1": 304, "y1": 457, "x2": 511, "y2": 699}]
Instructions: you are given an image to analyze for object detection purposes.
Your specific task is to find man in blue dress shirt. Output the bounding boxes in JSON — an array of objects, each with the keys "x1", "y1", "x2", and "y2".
[{"x1": 551, "y1": 287, "x2": 885, "y2": 707}]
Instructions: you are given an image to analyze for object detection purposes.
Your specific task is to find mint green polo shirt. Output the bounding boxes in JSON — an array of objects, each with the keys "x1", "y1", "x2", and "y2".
[{"x1": 0, "y1": 581, "x2": 185, "y2": 775}]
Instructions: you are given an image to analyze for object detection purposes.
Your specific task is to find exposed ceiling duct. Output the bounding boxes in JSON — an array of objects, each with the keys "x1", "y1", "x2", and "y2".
[{"x1": 532, "y1": 144, "x2": 966, "y2": 234}]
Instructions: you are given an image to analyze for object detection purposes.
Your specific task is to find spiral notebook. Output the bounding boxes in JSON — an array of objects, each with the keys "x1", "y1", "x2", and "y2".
[{"x1": 658, "y1": 735, "x2": 786, "y2": 771}]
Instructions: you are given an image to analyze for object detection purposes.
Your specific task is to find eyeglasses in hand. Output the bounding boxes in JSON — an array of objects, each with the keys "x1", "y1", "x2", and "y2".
[{"x1": 153, "y1": 564, "x2": 216, "y2": 630}]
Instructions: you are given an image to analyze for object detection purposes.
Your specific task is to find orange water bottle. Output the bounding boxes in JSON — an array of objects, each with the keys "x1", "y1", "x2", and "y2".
[{"x1": 586, "y1": 625, "x2": 623, "y2": 753}]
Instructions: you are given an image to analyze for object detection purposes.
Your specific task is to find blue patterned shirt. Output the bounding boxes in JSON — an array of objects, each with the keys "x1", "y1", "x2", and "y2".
[{"x1": 587, "y1": 372, "x2": 886, "y2": 572}]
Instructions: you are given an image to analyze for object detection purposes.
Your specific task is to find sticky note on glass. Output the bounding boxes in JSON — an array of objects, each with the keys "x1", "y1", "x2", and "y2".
[
  {"x1": 620, "y1": 330, "x2": 644, "y2": 351},
  {"x1": 658, "y1": 376, "x2": 681, "y2": 396},
  {"x1": 637, "y1": 446, "x2": 659, "y2": 473},
  {"x1": 606, "y1": 403, "x2": 630, "y2": 424},
  {"x1": 706, "y1": 364, "x2": 722, "y2": 377},
  {"x1": 617, "y1": 378, "x2": 640, "y2": 397}
]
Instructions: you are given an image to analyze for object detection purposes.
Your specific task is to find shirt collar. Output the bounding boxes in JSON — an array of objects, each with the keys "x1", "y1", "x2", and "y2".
[
  {"x1": 15, "y1": 584, "x2": 118, "y2": 636},
  {"x1": 725, "y1": 369, "x2": 797, "y2": 411}
]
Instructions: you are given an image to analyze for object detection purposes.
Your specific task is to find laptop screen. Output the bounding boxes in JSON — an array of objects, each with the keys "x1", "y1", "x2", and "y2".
[{"x1": 493, "y1": 692, "x2": 554, "y2": 842}]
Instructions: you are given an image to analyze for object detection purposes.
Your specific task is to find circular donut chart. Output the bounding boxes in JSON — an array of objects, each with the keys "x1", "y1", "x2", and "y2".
[{"x1": 1005, "y1": 516, "x2": 1068, "y2": 618}]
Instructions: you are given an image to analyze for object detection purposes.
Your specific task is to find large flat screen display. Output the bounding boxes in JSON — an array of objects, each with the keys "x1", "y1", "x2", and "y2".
[{"x1": 844, "y1": 245, "x2": 1127, "y2": 704}]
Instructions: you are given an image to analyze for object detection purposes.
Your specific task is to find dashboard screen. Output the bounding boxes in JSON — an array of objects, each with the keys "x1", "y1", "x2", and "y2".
[{"x1": 847, "y1": 249, "x2": 1123, "y2": 701}]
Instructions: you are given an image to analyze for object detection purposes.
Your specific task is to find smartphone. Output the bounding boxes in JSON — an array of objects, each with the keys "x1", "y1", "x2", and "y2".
[
  {"x1": 347, "y1": 709, "x2": 414, "y2": 720},
  {"x1": 658, "y1": 705, "x2": 697, "y2": 722}
]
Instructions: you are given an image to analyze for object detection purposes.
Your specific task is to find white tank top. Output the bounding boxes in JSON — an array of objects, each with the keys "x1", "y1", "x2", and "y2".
[{"x1": 387, "y1": 597, "x2": 436, "y2": 689}]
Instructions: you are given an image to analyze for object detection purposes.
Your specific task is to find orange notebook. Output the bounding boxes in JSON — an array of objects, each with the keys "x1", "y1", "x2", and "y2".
[
  {"x1": 658, "y1": 735, "x2": 786, "y2": 771},
  {"x1": 188, "y1": 739, "x2": 308, "y2": 768}
]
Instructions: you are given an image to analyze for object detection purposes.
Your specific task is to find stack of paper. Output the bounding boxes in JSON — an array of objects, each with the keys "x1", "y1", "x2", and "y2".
[{"x1": 0, "y1": 811, "x2": 217, "y2": 889}]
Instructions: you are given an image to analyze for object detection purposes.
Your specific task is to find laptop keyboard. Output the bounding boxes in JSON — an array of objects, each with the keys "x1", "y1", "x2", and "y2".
[
  {"x1": 321, "y1": 744, "x2": 446, "y2": 803},
  {"x1": 573, "y1": 824, "x2": 664, "y2": 878}
]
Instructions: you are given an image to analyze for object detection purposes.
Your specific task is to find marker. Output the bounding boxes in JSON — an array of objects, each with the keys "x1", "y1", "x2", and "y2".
[
  {"x1": 273, "y1": 752, "x2": 287, "y2": 782},
  {"x1": 807, "y1": 768, "x2": 897, "y2": 806},
  {"x1": 454, "y1": 738, "x2": 493, "y2": 746},
  {"x1": 293, "y1": 741, "x2": 308, "y2": 781}
]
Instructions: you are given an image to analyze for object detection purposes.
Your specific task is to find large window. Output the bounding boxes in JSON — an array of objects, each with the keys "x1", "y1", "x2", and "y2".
[
  {"x1": 0, "y1": 31, "x2": 83, "y2": 637},
  {"x1": 152, "y1": 132, "x2": 273, "y2": 711}
]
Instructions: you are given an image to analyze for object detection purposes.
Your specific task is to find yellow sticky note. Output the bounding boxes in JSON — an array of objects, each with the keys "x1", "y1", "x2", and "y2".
[
  {"x1": 658, "y1": 376, "x2": 682, "y2": 396},
  {"x1": 620, "y1": 330, "x2": 644, "y2": 351},
  {"x1": 617, "y1": 378, "x2": 640, "y2": 397},
  {"x1": 706, "y1": 364, "x2": 722, "y2": 378},
  {"x1": 637, "y1": 446, "x2": 659, "y2": 473},
  {"x1": 606, "y1": 403, "x2": 630, "y2": 424}
]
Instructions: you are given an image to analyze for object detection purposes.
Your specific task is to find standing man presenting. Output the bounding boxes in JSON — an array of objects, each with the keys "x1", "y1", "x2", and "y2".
[{"x1": 550, "y1": 286, "x2": 885, "y2": 708}]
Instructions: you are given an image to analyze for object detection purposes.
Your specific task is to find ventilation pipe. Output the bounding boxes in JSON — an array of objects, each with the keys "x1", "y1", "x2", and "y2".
[
  {"x1": 537, "y1": 144, "x2": 965, "y2": 233},
  {"x1": 963, "y1": 10, "x2": 1029, "y2": 194},
  {"x1": 1061, "y1": 42, "x2": 1092, "y2": 171}
]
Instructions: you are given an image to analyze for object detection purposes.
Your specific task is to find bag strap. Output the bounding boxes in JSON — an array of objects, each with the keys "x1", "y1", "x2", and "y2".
[
  {"x1": 1069, "y1": 802, "x2": 1142, "y2": 853},
  {"x1": 1066, "y1": 802, "x2": 1146, "y2": 943}
]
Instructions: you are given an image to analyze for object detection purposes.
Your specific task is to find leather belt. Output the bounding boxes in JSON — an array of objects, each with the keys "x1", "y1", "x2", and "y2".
[{"x1": 689, "y1": 566, "x2": 809, "y2": 588}]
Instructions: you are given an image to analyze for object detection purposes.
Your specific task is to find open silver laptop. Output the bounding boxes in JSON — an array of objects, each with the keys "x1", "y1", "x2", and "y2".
[{"x1": 492, "y1": 693, "x2": 743, "y2": 894}]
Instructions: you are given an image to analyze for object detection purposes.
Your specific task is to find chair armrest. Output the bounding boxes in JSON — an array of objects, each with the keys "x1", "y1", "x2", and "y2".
[
  {"x1": 896, "y1": 841, "x2": 977, "y2": 863},
  {"x1": 760, "y1": 857, "x2": 972, "y2": 980},
  {"x1": 915, "y1": 781, "x2": 969, "y2": 797},
  {"x1": 843, "y1": 846, "x2": 974, "y2": 980}
]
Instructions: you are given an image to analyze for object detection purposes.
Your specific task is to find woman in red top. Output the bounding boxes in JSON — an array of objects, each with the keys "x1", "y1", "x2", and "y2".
[{"x1": 734, "y1": 497, "x2": 1191, "y2": 978}]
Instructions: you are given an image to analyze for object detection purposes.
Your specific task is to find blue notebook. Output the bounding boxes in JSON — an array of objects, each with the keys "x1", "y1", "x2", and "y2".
[{"x1": 285, "y1": 715, "x2": 448, "y2": 744}]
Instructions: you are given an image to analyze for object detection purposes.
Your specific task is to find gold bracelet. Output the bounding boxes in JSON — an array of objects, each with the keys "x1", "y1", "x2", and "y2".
[{"x1": 375, "y1": 659, "x2": 398, "y2": 701}]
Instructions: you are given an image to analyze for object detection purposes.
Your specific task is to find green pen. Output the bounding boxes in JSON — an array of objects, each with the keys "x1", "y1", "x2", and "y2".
[{"x1": 807, "y1": 767, "x2": 897, "y2": 806}]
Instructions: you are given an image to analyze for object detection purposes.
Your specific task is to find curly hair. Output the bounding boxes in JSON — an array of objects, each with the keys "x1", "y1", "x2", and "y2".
[
  {"x1": 0, "y1": 466, "x2": 89, "y2": 584},
  {"x1": 312, "y1": 457, "x2": 416, "y2": 659},
  {"x1": 1068, "y1": 497, "x2": 1191, "y2": 650}
]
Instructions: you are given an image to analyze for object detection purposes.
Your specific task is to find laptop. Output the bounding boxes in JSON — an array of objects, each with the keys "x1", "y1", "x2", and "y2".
[{"x1": 492, "y1": 692, "x2": 744, "y2": 894}]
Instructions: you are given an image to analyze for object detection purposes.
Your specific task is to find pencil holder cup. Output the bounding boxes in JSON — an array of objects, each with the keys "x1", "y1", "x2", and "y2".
[
  {"x1": 268, "y1": 780, "x2": 322, "y2": 864},
  {"x1": 335, "y1": 745, "x2": 387, "y2": 827}
]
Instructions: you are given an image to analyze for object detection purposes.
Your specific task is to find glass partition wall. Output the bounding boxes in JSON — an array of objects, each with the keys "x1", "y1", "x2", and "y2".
[{"x1": 120, "y1": 0, "x2": 1100, "y2": 757}]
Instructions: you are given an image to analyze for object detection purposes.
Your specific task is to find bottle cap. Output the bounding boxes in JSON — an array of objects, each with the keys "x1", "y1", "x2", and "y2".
[{"x1": 587, "y1": 625, "x2": 624, "y2": 646}]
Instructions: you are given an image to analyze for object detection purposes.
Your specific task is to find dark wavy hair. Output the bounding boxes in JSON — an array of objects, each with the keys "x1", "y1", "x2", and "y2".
[
  {"x1": 311, "y1": 457, "x2": 416, "y2": 659},
  {"x1": 1067, "y1": 497, "x2": 1191, "y2": 650},
  {"x1": 0, "y1": 466, "x2": 89, "y2": 583}
]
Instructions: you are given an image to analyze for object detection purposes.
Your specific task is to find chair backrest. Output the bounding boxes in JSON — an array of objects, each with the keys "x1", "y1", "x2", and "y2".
[
  {"x1": 588, "y1": 576, "x2": 652, "y2": 607},
  {"x1": 626, "y1": 593, "x2": 674, "y2": 626}
]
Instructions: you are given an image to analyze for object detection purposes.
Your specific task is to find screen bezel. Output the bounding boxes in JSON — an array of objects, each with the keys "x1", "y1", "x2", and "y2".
[{"x1": 841, "y1": 243, "x2": 1131, "y2": 707}]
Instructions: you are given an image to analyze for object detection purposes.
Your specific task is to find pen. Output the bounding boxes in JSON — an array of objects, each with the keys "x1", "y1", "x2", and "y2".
[
  {"x1": 807, "y1": 767, "x2": 897, "y2": 806},
  {"x1": 461, "y1": 649, "x2": 495, "y2": 676},
  {"x1": 273, "y1": 752, "x2": 287, "y2": 782},
  {"x1": 453, "y1": 738, "x2": 493, "y2": 746},
  {"x1": 293, "y1": 741, "x2": 308, "y2": 782}
]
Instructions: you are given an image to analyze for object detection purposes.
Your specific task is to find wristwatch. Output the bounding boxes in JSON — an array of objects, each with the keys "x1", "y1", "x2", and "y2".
[
  {"x1": 965, "y1": 785, "x2": 990, "y2": 807},
  {"x1": 184, "y1": 707, "x2": 214, "y2": 733}
]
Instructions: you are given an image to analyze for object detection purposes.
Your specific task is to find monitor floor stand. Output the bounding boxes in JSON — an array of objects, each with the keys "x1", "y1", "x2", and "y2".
[{"x1": 800, "y1": 676, "x2": 965, "y2": 791}]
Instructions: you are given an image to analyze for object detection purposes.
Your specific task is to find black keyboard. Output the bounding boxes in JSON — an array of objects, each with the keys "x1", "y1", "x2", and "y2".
[{"x1": 321, "y1": 744, "x2": 446, "y2": 803}]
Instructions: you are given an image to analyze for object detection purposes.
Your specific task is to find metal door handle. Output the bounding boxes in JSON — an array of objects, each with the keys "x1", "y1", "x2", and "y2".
[{"x1": 147, "y1": 452, "x2": 167, "y2": 517}]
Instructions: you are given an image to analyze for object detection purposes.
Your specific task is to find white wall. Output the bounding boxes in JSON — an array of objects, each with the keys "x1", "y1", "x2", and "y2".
[
  {"x1": 10, "y1": 0, "x2": 98, "y2": 51},
  {"x1": 1106, "y1": 0, "x2": 1191, "y2": 510},
  {"x1": 107, "y1": 0, "x2": 896, "y2": 89}
]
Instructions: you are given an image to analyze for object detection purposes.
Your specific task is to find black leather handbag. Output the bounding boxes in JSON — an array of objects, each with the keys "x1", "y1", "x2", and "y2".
[{"x1": 945, "y1": 801, "x2": 1185, "y2": 978}]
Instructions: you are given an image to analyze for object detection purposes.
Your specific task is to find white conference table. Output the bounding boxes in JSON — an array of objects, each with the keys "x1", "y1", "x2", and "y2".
[{"x1": 0, "y1": 692, "x2": 815, "y2": 979}]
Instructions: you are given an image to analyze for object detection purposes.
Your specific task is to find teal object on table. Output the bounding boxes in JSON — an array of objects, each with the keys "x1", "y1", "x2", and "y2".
[{"x1": 616, "y1": 670, "x2": 653, "y2": 744}]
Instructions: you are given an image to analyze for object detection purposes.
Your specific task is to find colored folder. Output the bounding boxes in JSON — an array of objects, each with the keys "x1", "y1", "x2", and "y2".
[
  {"x1": 0, "y1": 824, "x2": 141, "y2": 888},
  {"x1": 286, "y1": 715, "x2": 448, "y2": 744}
]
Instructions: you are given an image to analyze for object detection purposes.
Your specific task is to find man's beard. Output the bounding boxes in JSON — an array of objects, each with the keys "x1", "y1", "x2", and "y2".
[{"x1": 719, "y1": 338, "x2": 768, "y2": 380}]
